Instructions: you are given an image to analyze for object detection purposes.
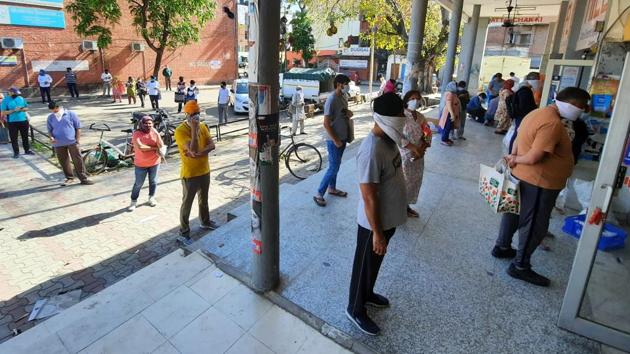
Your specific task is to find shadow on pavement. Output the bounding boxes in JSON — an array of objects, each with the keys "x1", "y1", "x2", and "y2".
[{"x1": 17, "y1": 209, "x2": 128, "y2": 240}]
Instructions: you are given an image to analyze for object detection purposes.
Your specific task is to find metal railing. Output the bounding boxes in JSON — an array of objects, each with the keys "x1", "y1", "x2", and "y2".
[{"x1": 29, "y1": 126, "x2": 55, "y2": 157}]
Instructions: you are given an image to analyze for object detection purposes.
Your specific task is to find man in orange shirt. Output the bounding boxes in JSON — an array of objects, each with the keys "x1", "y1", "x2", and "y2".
[
  {"x1": 175, "y1": 101, "x2": 217, "y2": 245},
  {"x1": 492, "y1": 87, "x2": 590, "y2": 286}
]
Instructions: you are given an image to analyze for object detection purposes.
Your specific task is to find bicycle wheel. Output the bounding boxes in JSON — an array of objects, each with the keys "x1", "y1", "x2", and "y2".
[
  {"x1": 285, "y1": 143, "x2": 322, "y2": 180},
  {"x1": 82, "y1": 147, "x2": 108, "y2": 174}
]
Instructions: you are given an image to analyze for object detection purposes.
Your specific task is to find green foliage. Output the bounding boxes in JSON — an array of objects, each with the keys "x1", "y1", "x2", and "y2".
[
  {"x1": 67, "y1": 0, "x2": 216, "y2": 75},
  {"x1": 289, "y1": 10, "x2": 316, "y2": 65},
  {"x1": 66, "y1": 0, "x2": 121, "y2": 49}
]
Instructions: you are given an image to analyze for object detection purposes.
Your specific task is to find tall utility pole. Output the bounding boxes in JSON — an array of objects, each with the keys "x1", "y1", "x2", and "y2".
[
  {"x1": 402, "y1": 0, "x2": 428, "y2": 95},
  {"x1": 368, "y1": 26, "x2": 376, "y2": 98},
  {"x1": 248, "y1": 0, "x2": 281, "y2": 292}
]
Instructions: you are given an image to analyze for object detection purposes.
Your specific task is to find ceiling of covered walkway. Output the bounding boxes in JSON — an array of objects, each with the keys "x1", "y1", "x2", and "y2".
[{"x1": 438, "y1": 0, "x2": 563, "y2": 19}]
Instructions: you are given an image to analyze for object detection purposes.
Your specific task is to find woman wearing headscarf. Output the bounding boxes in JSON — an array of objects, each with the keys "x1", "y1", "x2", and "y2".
[
  {"x1": 291, "y1": 86, "x2": 306, "y2": 135},
  {"x1": 438, "y1": 81, "x2": 460, "y2": 146},
  {"x1": 382, "y1": 79, "x2": 397, "y2": 95},
  {"x1": 129, "y1": 115, "x2": 164, "y2": 211},
  {"x1": 494, "y1": 79, "x2": 515, "y2": 135},
  {"x1": 400, "y1": 90, "x2": 431, "y2": 217}
]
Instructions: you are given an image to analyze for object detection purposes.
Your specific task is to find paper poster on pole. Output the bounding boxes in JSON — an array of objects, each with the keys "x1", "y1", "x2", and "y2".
[
  {"x1": 247, "y1": 0, "x2": 258, "y2": 83},
  {"x1": 577, "y1": 0, "x2": 609, "y2": 50}
]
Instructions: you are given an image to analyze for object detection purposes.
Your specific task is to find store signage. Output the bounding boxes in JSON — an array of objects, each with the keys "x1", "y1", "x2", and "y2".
[
  {"x1": 31, "y1": 60, "x2": 90, "y2": 72},
  {"x1": 341, "y1": 47, "x2": 370, "y2": 57},
  {"x1": 1, "y1": 0, "x2": 64, "y2": 9},
  {"x1": 0, "y1": 56, "x2": 18, "y2": 67},
  {"x1": 339, "y1": 59, "x2": 368, "y2": 69},
  {"x1": 0, "y1": 5, "x2": 65, "y2": 29},
  {"x1": 489, "y1": 16, "x2": 553, "y2": 24},
  {"x1": 577, "y1": 0, "x2": 609, "y2": 50}
]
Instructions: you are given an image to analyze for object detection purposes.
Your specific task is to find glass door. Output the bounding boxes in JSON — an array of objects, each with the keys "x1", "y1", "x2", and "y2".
[{"x1": 558, "y1": 52, "x2": 630, "y2": 352}]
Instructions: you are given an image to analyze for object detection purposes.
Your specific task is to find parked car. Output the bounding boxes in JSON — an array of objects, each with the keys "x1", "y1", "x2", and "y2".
[{"x1": 231, "y1": 79, "x2": 249, "y2": 114}]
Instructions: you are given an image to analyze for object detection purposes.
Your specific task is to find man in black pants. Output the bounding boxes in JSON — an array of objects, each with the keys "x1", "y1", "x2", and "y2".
[
  {"x1": 347, "y1": 92, "x2": 409, "y2": 336},
  {"x1": 492, "y1": 87, "x2": 590, "y2": 286},
  {"x1": 0, "y1": 87, "x2": 33, "y2": 158}
]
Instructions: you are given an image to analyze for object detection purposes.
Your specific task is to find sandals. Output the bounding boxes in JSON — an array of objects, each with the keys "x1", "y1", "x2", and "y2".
[
  {"x1": 440, "y1": 141, "x2": 453, "y2": 146},
  {"x1": 313, "y1": 196, "x2": 326, "y2": 207},
  {"x1": 407, "y1": 207, "x2": 419, "y2": 218},
  {"x1": 328, "y1": 189, "x2": 348, "y2": 198}
]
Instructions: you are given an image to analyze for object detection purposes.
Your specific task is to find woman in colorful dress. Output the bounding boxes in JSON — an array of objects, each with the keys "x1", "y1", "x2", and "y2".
[
  {"x1": 126, "y1": 77, "x2": 137, "y2": 105},
  {"x1": 494, "y1": 79, "x2": 515, "y2": 135},
  {"x1": 112, "y1": 77, "x2": 124, "y2": 103},
  {"x1": 400, "y1": 90, "x2": 431, "y2": 217}
]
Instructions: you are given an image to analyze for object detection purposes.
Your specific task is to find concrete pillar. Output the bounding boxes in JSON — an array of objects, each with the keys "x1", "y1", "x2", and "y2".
[
  {"x1": 550, "y1": 0, "x2": 569, "y2": 59},
  {"x1": 441, "y1": 0, "x2": 464, "y2": 91},
  {"x1": 539, "y1": 22, "x2": 557, "y2": 75},
  {"x1": 467, "y1": 17, "x2": 489, "y2": 92},
  {"x1": 403, "y1": 0, "x2": 429, "y2": 94},
  {"x1": 564, "y1": 0, "x2": 588, "y2": 60},
  {"x1": 457, "y1": 4, "x2": 481, "y2": 85}
]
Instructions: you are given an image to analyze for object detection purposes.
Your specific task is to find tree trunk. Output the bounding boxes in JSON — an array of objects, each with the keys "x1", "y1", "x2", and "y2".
[{"x1": 152, "y1": 47, "x2": 165, "y2": 78}]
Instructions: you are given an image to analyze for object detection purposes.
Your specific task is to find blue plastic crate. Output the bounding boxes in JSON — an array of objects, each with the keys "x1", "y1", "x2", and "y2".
[{"x1": 562, "y1": 214, "x2": 627, "y2": 251}]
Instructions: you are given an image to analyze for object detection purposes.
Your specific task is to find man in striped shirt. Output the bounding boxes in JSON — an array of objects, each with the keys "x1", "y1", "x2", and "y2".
[{"x1": 64, "y1": 68, "x2": 79, "y2": 98}]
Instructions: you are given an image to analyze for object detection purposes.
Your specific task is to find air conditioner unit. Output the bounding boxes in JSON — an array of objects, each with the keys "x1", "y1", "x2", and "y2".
[
  {"x1": 81, "y1": 40, "x2": 98, "y2": 51},
  {"x1": 131, "y1": 42, "x2": 145, "y2": 52},
  {"x1": 0, "y1": 37, "x2": 24, "y2": 49}
]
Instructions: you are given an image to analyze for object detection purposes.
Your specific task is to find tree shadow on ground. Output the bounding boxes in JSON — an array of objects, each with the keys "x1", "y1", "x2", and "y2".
[{"x1": 17, "y1": 209, "x2": 127, "y2": 240}]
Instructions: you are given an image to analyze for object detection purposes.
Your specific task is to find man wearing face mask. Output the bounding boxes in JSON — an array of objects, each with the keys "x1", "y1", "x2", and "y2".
[
  {"x1": 492, "y1": 87, "x2": 590, "y2": 287},
  {"x1": 313, "y1": 74, "x2": 353, "y2": 207},
  {"x1": 47, "y1": 101, "x2": 93, "y2": 186},
  {"x1": 1, "y1": 87, "x2": 33, "y2": 158},
  {"x1": 346, "y1": 92, "x2": 408, "y2": 336},
  {"x1": 175, "y1": 100, "x2": 218, "y2": 245},
  {"x1": 290, "y1": 86, "x2": 306, "y2": 135}
]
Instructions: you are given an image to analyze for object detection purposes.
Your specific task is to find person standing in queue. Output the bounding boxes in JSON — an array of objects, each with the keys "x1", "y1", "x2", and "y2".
[
  {"x1": 346, "y1": 92, "x2": 408, "y2": 336},
  {"x1": 492, "y1": 87, "x2": 590, "y2": 287},
  {"x1": 1, "y1": 87, "x2": 33, "y2": 158},
  {"x1": 175, "y1": 100, "x2": 218, "y2": 245},
  {"x1": 129, "y1": 115, "x2": 163, "y2": 211},
  {"x1": 313, "y1": 74, "x2": 352, "y2": 207}
]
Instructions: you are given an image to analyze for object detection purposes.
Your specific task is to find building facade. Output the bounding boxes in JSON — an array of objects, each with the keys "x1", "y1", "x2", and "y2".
[{"x1": 0, "y1": 0, "x2": 237, "y2": 90}]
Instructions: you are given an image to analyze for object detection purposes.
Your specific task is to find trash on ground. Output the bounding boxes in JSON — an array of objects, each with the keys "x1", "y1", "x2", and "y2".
[{"x1": 28, "y1": 289, "x2": 82, "y2": 321}]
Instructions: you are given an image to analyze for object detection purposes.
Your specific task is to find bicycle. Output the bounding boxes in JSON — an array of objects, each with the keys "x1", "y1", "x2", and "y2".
[
  {"x1": 131, "y1": 109, "x2": 177, "y2": 149},
  {"x1": 279, "y1": 126, "x2": 322, "y2": 180},
  {"x1": 82, "y1": 123, "x2": 135, "y2": 174}
]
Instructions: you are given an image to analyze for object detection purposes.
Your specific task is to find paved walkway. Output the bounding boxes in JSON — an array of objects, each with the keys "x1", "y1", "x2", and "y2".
[
  {"x1": 0, "y1": 250, "x2": 351, "y2": 354},
  {"x1": 0, "y1": 100, "x2": 375, "y2": 343},
  {"x1": 199, "y1": 117, "x2": 611, "y2": 353}
]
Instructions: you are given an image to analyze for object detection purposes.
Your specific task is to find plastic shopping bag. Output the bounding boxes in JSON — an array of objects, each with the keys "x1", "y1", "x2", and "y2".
[
  {"x1": 479, "y1": 160, "x2": 520, "y2": 214},
  {"x1": 503, "y1": 124, "x2": 515, "y2": 154}
]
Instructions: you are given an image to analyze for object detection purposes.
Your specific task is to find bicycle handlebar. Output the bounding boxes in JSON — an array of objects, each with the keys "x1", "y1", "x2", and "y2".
[{"x1": 89, "y1": 123, "x2": 111, "y2": 131}]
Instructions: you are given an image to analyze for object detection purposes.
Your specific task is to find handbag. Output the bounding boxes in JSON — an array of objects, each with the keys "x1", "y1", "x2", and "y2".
[
  {"x1": 347, "y1": 118, "x2": 355, "y2": 143},
  {"x1": 174, "y1": 92, "x2": 185, "y2": 103},
  {"x1": 479, "y1": 160, "x2": 520, "y2": 214}
]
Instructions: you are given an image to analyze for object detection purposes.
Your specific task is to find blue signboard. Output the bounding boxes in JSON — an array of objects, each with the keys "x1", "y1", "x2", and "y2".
[
  {"x1": 0, "y1": 6, "x2": 66, "y2": 29},
  {"x1": 2, "y1": 0, "x2": 64, "y2": 9}
]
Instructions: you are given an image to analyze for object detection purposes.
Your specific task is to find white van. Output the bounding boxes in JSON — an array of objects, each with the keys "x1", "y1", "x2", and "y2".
[{"x1": 232, "y1": 79, "x2": 249, "y2": 114}]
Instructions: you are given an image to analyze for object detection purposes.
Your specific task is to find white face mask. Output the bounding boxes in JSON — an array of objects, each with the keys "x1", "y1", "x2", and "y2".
[
  {"x1": 54, "y1": 107, "x2": 65, "y2": 119},
  {"x1": 556, "y1": 100, "x2": 584, "y2": 121},
  {"x1": 373, "y1": 112, "x2": 406, "y2": 147},
  {"x1": 407, "y1": 99, "x2": 418, "y2": 110},
  {"x1": 342, "y1": 85, "x2": 350, "y2": 94}
]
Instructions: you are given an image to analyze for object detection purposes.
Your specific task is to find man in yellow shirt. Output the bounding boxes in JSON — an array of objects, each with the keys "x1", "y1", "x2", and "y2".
[{"x1": 175, "y1": 101, "x2": 217, "y2": 244}]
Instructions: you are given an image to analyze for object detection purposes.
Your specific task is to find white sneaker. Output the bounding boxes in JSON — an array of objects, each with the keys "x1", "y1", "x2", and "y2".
[
  {"x1": 128, "y1": 201, "x2": 137, "y2": 211},
  {"x1": 148, "y1": 197, "x2": 157, "y2": 207}
]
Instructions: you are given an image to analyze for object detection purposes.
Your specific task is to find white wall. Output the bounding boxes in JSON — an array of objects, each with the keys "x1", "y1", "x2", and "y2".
[{"x1": 314, "y1": 20, "x2": 362, "y2": 51}]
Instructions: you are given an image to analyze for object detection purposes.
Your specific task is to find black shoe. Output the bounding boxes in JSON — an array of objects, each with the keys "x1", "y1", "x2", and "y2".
[
  {"x1": 507, "y1": 264, "x2": 550, "y2": 287},
  {"x1": 345, "y1": 310, "x2": 380, "y2": 336},
  {"x1": 366, "y1": 293, "x2": 390, "y2": 308},
  {"x1": 24, "y1": 151, "x2": 35, "y2": 155},
  {"x1": 177, "y1": 235, "x2": 194, "y2": 247},
  {"x1": 200, "y1": 220, "x2": 219, "y2": 230},
  {"x1": 492, "y1": 246, "x2": 516, "y2": 259},
  {"x1": 80, "y1": 180, "x2": 95, "y2": 185},
  {"x1": 12, "y1": 154, "x2": 19, "y2": 159}
]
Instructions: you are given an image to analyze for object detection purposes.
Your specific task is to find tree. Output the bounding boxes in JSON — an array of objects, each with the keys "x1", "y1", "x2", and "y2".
[
  {"x1": 67, "y1": 0, "x2": 216, "y2": 77},
  {"x1": 288, "y1": 5, "x2": 316, "y2": 67},
  {"x1": 305, "y1": 0, "x2": 451, "y2": 92}
]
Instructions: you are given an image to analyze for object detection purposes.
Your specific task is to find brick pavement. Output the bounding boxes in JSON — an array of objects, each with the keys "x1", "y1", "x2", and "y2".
[{"x1": 0, "y1": 99, "x2": 376, "y2": 343}]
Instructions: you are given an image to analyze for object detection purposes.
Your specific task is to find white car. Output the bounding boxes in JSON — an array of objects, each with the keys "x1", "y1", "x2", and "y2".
[{"x1": 232, "y1": 79, "x2": 249, "y2": 114}]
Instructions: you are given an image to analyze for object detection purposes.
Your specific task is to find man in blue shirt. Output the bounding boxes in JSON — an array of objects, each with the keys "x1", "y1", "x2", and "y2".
[
  {"x1": 466, "y1": 92, "x2": 487, "y2": 123},
  {"x1": 47, "y1": 101, "x2": 93, "y2": 186},
  {"x1": 0, "y1": 87, "x2": 33, "y2": 158}
]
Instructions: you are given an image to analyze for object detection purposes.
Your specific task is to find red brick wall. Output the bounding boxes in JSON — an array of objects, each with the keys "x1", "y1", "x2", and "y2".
[{"x1": 0, "y1": 1, "x2": 237, "y2": 89}]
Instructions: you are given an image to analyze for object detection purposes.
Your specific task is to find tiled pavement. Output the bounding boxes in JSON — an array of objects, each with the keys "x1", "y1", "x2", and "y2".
[
  {"x1": 0, "y1": 99, "x2": 375, "y2": 344},
  {"x1": 0, "y1": 250, "x2": 351, "y2": 354}
]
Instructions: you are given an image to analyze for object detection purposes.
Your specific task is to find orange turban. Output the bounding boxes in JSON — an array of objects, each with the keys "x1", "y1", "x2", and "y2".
[{"x1": 183, "y1": 100, "x2": 200, "y2": 115}]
